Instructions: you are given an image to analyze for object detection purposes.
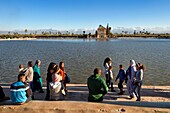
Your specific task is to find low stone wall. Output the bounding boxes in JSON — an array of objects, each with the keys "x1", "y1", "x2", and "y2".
[{"x1": 0, "y1": 84, "x2": 170, "y2": 113}]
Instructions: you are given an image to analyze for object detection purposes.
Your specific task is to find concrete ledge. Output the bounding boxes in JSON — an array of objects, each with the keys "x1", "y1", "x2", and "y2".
[{"x1": 0, "y1": 84, "x2": 170, "y2": 113}]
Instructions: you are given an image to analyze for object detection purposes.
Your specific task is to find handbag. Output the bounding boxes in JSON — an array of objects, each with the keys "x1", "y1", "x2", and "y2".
[{"x1": 65, "y1": 73, "x2": 71, "y2": 83}]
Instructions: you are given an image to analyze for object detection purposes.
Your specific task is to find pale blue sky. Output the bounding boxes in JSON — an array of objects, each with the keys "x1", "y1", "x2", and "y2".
[{"x1": 0, "y1": 0, "x2": 170, "y2": 31}]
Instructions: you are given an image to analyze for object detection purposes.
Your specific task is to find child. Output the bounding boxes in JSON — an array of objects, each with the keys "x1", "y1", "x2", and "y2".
[
  {"x1": 108, "y1": 66, "x2": 115, "y2": 92},
  {"x1": 59, "y1": 61, "x2": 67, "y2": 91},
  {"x1": 25, "y1": 61, "x2": 33, "y2": 89},
  {"x1": 10, "y1": 74, "x2": 31, "y2": 105},
  {"x1": 19, "y1": 64, "x2": 27, "y2": 74},
  {"x1": 18, "y1": 64, "x2": 24, "y2": 73},
  {"x1": 115, "y1": 65, "x2": 126, "y2": 95}
]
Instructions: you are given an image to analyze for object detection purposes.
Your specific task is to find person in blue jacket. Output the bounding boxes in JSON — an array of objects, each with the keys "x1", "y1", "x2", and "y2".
[
  {"x1": 115, "y1": 65, "x2": 126, "y2": 95},
  {"x1": 10, "y1": 73, "x2": 31, "y2": 105}
]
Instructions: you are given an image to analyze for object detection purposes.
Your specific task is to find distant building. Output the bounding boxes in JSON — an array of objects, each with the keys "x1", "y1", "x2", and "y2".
[{"x1": 97, "y1": 24, "x2": 111, "y2": 39}]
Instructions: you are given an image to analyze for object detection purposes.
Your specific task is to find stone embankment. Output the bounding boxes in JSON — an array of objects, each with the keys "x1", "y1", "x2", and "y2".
[{"x1": 0, "y1": 84, "x2": 170, "y2": 113}]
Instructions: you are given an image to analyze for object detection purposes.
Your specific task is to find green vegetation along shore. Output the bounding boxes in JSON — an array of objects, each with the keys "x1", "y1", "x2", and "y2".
[{"x1": 0, "y1": 33, "x2": 170, "y2": 39}]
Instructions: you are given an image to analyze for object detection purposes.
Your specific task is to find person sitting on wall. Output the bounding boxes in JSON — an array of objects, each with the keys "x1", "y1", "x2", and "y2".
[
  {"x1": 0, "y1": 86, "x2": 10, "y2": 102},
  {"x1": 10, "y1": 74, "x2": 31, "y2": 105},
  {"x1": 87, "y1": 68, "x2": 108, "y2": 102}
]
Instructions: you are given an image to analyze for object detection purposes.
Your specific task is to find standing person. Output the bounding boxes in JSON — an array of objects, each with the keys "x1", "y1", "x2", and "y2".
[
  {"x1": 115, "y1": 65, "x2": 126, "y2": 95},
  {"x1": 33, "y1": 60, "x2": 44, "y2": 93},
  {"x1": 108, "y1": 66, "x2": 115, "y2": 92},
  {"x1": 59, "y1": 61, "x2": 67, "y2": 91},
  {"x1": 103, "y1": 57, "x2": 112, "y2": 89},
  {"x1": 10, "y1": 74, "x2": 31, "y2": 105},
  {"x1": 133, "y1": 63, "x2": 144, "y2": 101},
  {"x1": 87, "y1": 68, "x2": 108, "y2": 102},
  {"x1": 0, "y1": 86, "x2": 10, "y2": 102},
  {"x1": 25, "y1": 61, "x2": 34, "y2": 90},
  {"x1": 126, "y1": 60, "x2": 137, "y2": 98},
  {"x1": 45, "y1": 62, "x2": 57, "y2": 100}
]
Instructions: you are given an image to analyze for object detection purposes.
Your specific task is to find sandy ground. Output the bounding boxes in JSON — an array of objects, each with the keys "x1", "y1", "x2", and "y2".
[{"x1": 0, "y1": 84, "x2": 170, "y2": 113}]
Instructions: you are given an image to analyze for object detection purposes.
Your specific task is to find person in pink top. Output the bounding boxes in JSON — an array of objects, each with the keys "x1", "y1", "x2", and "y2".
[{"x1": 50, "y1": 65, "x2": 65, "y2": 100}]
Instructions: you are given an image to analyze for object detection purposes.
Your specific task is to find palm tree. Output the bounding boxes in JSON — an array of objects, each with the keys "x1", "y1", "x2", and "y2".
[
  {"x1": 83, "y1": 31, "x2": 85, "y2": 35},
  {"x1": 25, "y1": 29, "x2": 28, "y2": 34}
]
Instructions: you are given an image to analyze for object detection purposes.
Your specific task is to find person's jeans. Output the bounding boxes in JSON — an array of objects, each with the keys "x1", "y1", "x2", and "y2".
[
  {"x1": 118, "y1": 80, "x2": 123, "y2": 91},
  {"x1": 133, "y1": 81, "x2": 142, "y2": 100}
]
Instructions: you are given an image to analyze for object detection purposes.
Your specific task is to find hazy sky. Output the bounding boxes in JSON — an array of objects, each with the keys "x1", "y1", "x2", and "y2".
[{"x1": 0, "y1": 0, "x2": 170, "y2": 31}]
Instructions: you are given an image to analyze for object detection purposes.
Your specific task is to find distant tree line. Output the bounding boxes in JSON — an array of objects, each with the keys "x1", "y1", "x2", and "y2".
[{"x1": 0, "y1": 29, "x2": 170, "y2": 39}]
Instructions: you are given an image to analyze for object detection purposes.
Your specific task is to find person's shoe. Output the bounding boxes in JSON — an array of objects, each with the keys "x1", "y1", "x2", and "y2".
[
  {"x1": 39, "y1": 90, "x2": 44, "y2": 93},
  {"x1": 111, "y1": 89, "x2": 116, "y2": 92},
  {"x1": 129, "y1": 95, "x2": 134, "y2": 99},
  {"x1": 16, "y1": 102, "x2": 25, "y2": 105},
  {"x1": 136, "y1": 99, "x2": 140, "y2": 101},
  {"x1": 118, "y1": 91, "x2": 124, "y2": 95}
]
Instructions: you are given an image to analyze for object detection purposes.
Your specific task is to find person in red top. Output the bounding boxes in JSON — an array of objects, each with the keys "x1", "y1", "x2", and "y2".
[{"x1": 59, "y1": 61, "x2": 67, "y2": 91}]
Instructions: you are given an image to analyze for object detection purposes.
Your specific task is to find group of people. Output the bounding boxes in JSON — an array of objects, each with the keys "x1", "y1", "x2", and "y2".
[
  {"x1": 87, "y1": 57, "x2": 144, "y2": 102},
  {"x1": 0, "y1": 60, "x2": 69, "y2": 104},
  {"x1": 0, "y1": 57, "x2": 144, "y2": 104}
]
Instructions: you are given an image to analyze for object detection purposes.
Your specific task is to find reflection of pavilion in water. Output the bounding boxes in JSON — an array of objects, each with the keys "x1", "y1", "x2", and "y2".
[{"x1": 97, "y1": 24, "x2": 111, "y2": 40}]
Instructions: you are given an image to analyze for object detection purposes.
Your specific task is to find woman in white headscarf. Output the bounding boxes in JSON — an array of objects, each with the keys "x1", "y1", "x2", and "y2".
[{"x1": 126, "y1": 59, "x2": 137, "y2": 98}]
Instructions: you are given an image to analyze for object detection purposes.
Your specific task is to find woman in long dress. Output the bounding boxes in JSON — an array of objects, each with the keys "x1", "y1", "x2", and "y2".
[{"x1": 33, "y1": 60, "x2": 44, "y2": 93}]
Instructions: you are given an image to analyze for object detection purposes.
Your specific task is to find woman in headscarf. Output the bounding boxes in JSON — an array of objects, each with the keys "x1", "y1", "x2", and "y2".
[
  {"x1": 126, "y1": 59, "x2": 137, "y2": 98},
  {"x1": 33, "y1": 60, "x2": 44, "y2": 94}
]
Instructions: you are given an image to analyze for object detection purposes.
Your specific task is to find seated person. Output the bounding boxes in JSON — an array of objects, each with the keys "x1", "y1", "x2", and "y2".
[
  {"x1": 10, "y1": 74, "x2": 31, "y2": 105},
  {"x1": 87, "y1": 68, "x2": 108, "y2": 102},
  {"x1": 49, "y1": 65, "x2": 65, "y2": 100},
  {"x1": 0, "y1": 86, "x2": 10, "y2": 102}
]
